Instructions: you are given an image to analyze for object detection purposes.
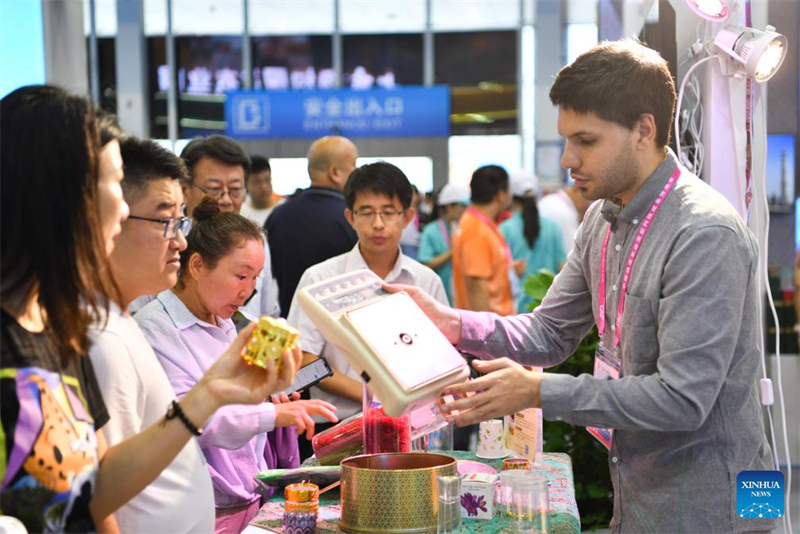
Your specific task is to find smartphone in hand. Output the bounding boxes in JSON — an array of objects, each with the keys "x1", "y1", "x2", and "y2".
[{"x1": 282, "y1": 358, "x2": 333, "y2": 395}]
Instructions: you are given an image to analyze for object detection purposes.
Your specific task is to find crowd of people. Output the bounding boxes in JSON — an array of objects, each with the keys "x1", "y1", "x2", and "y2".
[
  {"x1": 1, "y1": 39, "x2": 776, "y2": 534},
  {"x1": 1, "y1": 85, "x2": 304, "y2": 534}
]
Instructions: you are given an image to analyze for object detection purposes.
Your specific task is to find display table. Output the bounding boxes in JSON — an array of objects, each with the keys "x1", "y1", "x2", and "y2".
[{"x1": 243, "y1": 451, "x2": 580, "y2": 534}]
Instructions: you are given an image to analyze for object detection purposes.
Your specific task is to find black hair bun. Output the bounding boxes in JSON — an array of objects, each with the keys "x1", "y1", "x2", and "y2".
[{"x1": 192, "y1": 197, "x2": 221, "y2": 223}]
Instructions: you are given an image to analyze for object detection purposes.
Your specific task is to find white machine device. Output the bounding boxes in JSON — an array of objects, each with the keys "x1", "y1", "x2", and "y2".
[{"x1": 298, "y1": 269, "x2": 470, "y2": 417}]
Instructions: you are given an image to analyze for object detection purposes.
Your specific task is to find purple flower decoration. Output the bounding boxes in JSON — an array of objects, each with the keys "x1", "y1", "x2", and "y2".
[{"x1": 460, "y1": 492, "x2": 488, "y2": 517}]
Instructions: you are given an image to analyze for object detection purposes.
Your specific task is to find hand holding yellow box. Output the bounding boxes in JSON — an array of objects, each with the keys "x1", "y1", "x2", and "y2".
[{"x1": 242, "y1": 317, "x2": 299, "y2": 372}]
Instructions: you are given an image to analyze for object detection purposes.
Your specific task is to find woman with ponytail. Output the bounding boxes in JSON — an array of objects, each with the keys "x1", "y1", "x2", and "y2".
[
  {"x1": 418, "y1": 183, "x2": 470, "y2": 305},
  {"x1": 499, "y1": 172, "x2": 566, "y2": 312}
]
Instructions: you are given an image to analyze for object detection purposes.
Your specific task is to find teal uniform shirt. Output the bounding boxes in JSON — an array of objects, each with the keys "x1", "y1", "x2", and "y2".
[
  {"x1": 418, "y1": 218, "x2": 455, "y2": 305},
  {"x1": 500, "y1": 212, "x2": 566, "y2": 312}
]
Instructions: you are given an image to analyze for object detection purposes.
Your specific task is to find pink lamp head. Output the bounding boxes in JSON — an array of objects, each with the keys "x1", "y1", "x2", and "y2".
[
  {"x1": 714, "y1": 26, "x2": 787, "y2": 83},
  {"x1": 685, "y1": 0, "x2": 729, "y2": 23}
]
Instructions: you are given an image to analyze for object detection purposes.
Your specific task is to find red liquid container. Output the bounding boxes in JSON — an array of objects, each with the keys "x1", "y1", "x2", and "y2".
[
  {"x1": 311, "y1": 412, "x2": 364, "y2": 466},
  {"x1": 363, "y1": 385, "x2": 411, "y2": 454}
]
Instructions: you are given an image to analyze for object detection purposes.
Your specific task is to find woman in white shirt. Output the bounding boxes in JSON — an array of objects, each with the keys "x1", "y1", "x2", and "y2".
[{"x1": 136, "y1": 198, "x2": 337, "y2": 534}]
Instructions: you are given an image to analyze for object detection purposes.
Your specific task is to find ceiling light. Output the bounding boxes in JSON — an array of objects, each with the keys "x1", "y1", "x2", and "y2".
[
  {"x1": 713, "y1": 26, "x2": 787, "y2": 82},
  {"x1": 685, "y1": 0, "x2": 729, "y2": 22}
]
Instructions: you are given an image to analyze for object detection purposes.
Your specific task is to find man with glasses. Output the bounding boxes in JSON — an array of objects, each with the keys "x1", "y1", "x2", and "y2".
[
  {"x1": 287, "y1": 162, "x2": 448, "y2": 460},
  {"x1": 181, "y1": 135, "x2": 249, "y2": 215},
  {"x1": 178, "y1": 135, "x2": 281, "y2": 322},
  {"x1": 240, "y1": 155, "x2": 285, "y2": 227},
  {"x1": 89, "y1": 137, "x2": 215, "y2": 533}
]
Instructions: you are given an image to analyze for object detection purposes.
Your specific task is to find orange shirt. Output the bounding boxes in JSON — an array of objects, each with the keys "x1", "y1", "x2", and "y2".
[{"x1": 452, "y1": 208, "x2": 514, "y2": 316}]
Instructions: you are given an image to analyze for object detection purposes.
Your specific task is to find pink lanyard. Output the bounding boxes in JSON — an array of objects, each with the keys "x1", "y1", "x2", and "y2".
[
  {"x1": 598, "y1": 168, "x2": 680, "y2": 347},
  {"x1": 438, "y1": 218, "x2": 451, "y2": 249},
  {"x1": 466, "y1": 207, "x2": 512, "y2": 263}
]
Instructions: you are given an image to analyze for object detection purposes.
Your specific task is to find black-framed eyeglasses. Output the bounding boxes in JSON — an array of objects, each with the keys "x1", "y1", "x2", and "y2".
[
  {"x1": 352, "y1": 209, "x2": 406, "y2": 224},
  {"x1": 128, "y1": 215, "x2": 192, "y2": 239},
  {"x1": 194, "y1": 183, "x2": 246, "y2": 201}
]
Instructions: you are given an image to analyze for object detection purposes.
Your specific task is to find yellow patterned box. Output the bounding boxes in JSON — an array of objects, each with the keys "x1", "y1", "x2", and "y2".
[{"x1": 242, "y1": 317, "x2": 298, "y2": 372}]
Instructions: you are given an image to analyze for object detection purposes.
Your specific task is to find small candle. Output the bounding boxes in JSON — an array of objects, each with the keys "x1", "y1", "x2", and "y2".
[
  {"x1": 502, "y1": 458, "x2": 531, "y2": 470},
  {"x1": 283, "y1": 483, "x2": 319, "y2": 534}
]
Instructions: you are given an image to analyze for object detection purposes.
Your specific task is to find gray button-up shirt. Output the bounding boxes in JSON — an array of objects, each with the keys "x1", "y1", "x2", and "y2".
[{"x1": 457, "y1": 149, "x2": 775, "y2": 533}]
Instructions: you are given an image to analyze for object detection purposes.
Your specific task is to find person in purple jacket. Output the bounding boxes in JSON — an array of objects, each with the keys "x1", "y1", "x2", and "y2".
[{"x1": 136, "y1": 197, "x2": 337, "y2": 534}]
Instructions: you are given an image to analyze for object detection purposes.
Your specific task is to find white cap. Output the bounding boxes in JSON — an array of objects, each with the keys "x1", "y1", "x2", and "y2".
[
  {"x1": 437, "y1": 183, "x2": 471, "y2": 206},
  {"x1": 510, "y1": 171, "x2": 539, "y2": 198}
]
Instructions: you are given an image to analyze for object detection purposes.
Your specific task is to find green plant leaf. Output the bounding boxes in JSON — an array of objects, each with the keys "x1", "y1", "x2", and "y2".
[
  {"x1": 523, "y1": 269, "x2": 556, "y2": 309},
  {"x1": 586, "y1": 482, "x2": 610, "y2": 499}
]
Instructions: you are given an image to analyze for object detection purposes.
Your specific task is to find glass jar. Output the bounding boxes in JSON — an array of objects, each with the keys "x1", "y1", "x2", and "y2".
[
  {"x1": 311, "y1": 412, "x2": 364, "y2": 466},
  {"x1": 282, "y1": 483, "x2": 319, "y2": 534},
  {"x1": 500, "y1": 471, "x2": 549, "y2": 533},
  {"x1": 437, "y1": 475, "x2": 463, "y2": 534},
  {"x1": 362, "y1": 384, "x2": 411, "y2": 455}
]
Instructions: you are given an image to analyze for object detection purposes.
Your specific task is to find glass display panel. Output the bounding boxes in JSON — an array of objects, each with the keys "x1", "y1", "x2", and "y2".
[
  {"x1": 435, "y1": 31, "x2": 516, "y2": 86},
  {"x1": 95, "y1": 37, "x2": 117, "y2": 114},
  {"x1": 251, "y1": 35, "x2": 333, "y2": 90},
  {"x1": 342, "y1": 34, "x2": 423, "y2": 89},
  {"x1": 148, "y1": 37, "x2": 167, "y2": 138},
  {"x1": 149, "y1": 36, "x2": 241, "y2": 137},
  {"x1": 435, "y1": 31, "x2": 517, "y2": 135}
]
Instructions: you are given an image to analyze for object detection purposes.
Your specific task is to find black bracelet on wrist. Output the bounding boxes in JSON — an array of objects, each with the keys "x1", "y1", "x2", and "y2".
[{"x1": 163, "y1": 400, "x2": 203, "y2": 436}]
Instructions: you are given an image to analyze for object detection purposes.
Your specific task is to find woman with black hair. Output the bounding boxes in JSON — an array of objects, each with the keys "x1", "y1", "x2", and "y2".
[
  {"x1": 499, "y1": 172, "x2": 566, "y2": 312},
  {"x1": 135, "y1": 198, "x2": 336, "y2": 533},
  {"x1": 418, "y1": 183, "x2": 470, "y2": 306}
]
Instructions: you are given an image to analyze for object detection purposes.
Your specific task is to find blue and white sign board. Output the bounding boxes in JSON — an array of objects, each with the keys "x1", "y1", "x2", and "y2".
[{"x1": 226, "y1": 86, "x2": 450, "y2": 139}]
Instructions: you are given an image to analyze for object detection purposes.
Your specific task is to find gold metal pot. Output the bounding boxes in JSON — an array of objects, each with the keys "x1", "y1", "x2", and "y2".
[{"x1": 339, "y1": 453, "x2": 458, "y2": 534}]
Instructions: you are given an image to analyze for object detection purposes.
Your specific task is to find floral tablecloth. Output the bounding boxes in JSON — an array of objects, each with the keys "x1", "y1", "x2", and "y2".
[{"x1": 246, "y1": 451, "x2": 580, "y2": 534}]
